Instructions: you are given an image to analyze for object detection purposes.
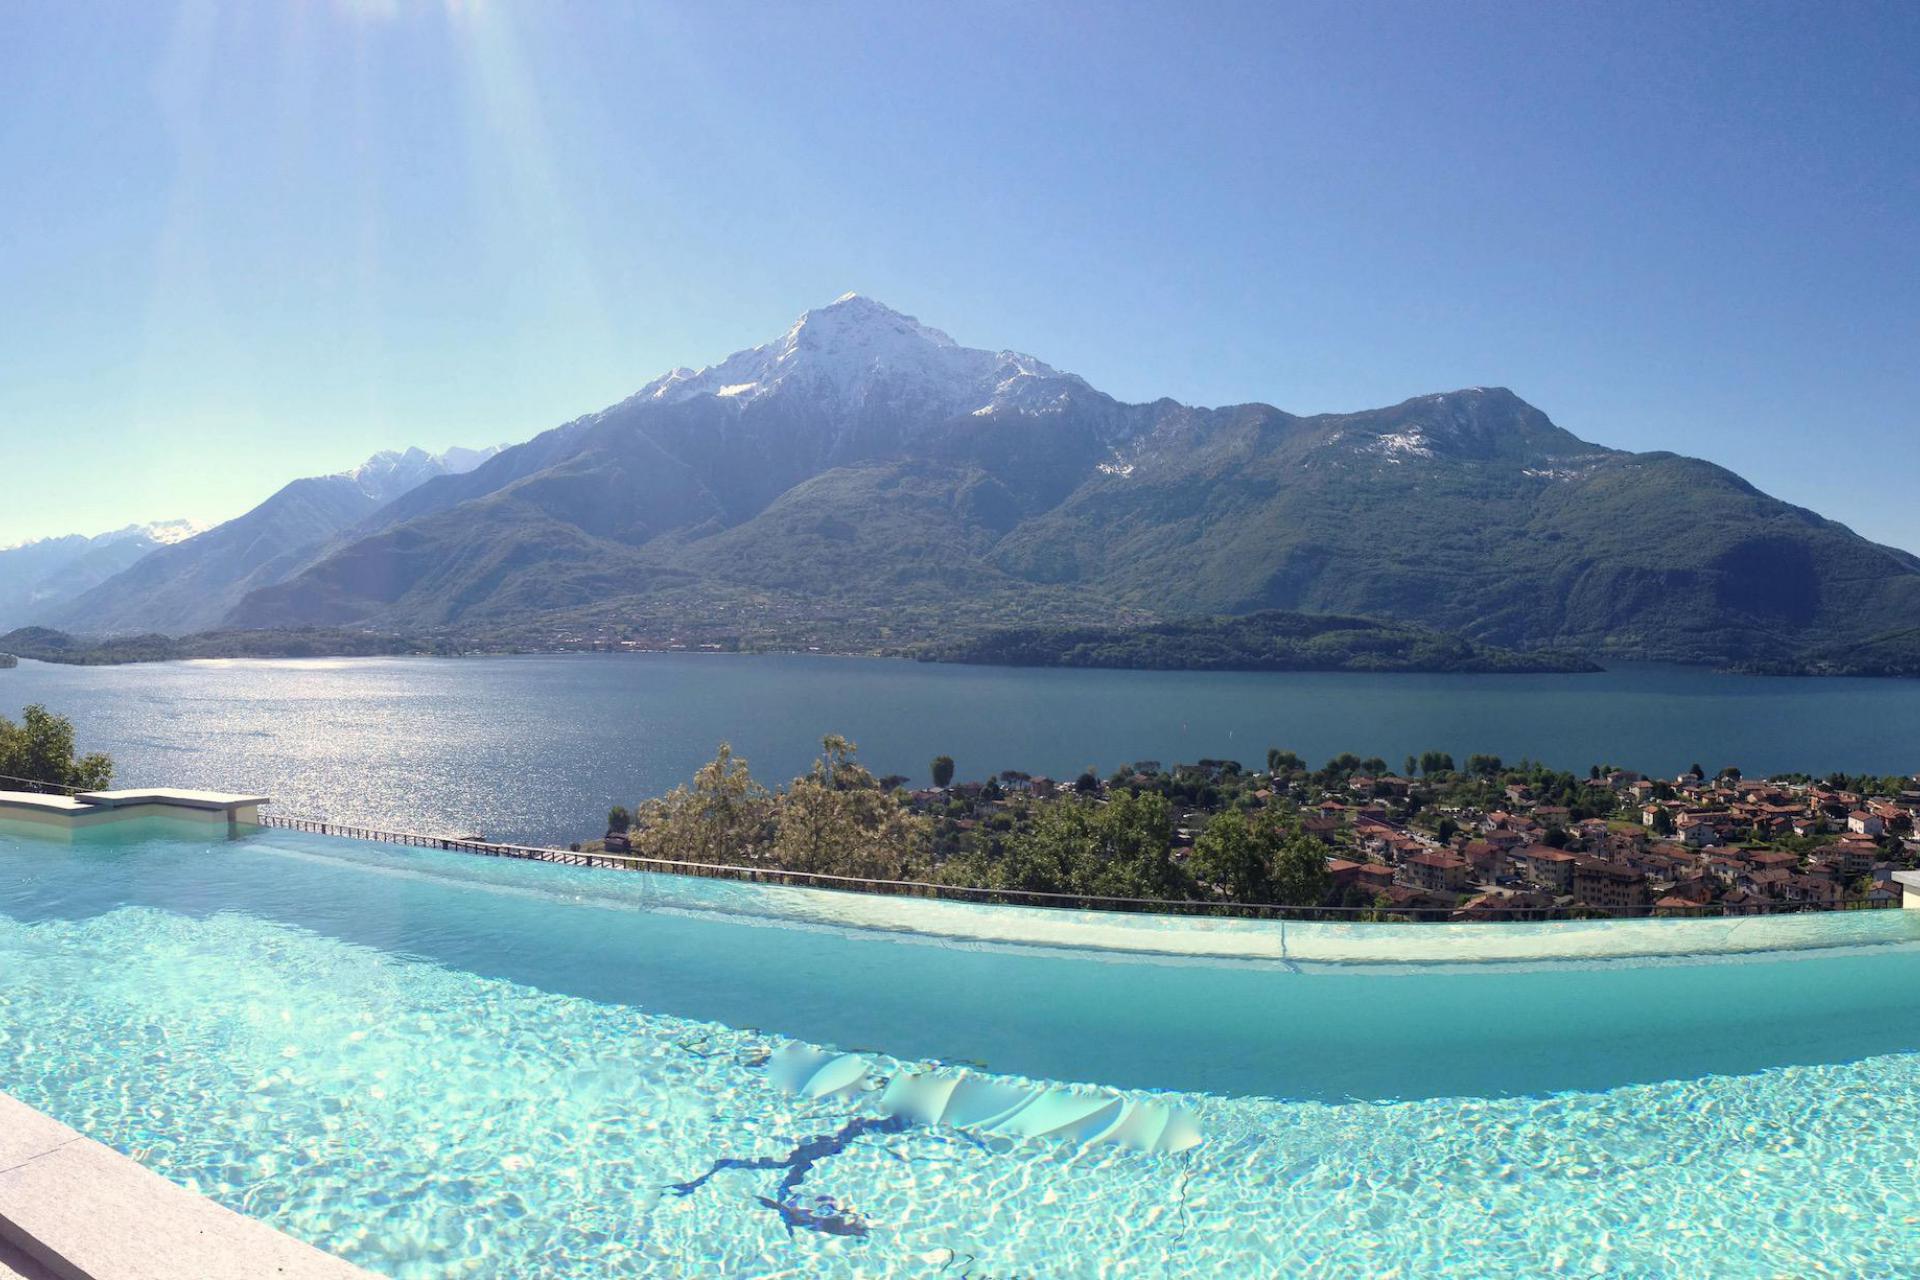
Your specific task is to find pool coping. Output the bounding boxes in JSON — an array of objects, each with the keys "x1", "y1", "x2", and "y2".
[
  {"x1": 0, "y1": 1092, "x2": 374, "y2": 1280},
  {"x1": 0, "y1": 790, "x2": 267, "y2": 842}
]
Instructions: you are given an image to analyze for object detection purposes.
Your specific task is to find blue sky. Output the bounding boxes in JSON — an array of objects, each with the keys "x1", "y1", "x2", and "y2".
[{"x1": 2, "y1": 0, "x2": 1916, "y2": 549}]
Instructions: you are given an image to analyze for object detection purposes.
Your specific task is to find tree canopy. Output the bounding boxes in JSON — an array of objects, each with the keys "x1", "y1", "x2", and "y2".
[{"x1": 0, "y1": 705, "x2": 113, "y2": 792}]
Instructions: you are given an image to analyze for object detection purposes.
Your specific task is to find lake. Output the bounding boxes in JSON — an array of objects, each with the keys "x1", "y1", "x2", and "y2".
[{"x1": 3, "y1": 653, "x2": 1917, "y2": 845}]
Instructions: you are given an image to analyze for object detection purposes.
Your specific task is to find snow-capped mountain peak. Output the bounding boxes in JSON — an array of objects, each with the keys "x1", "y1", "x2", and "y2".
[
  {"x1": 138, "y1": 518, "x2": 207, "y2": 545},
  {"x1": 345, "y1": 444, "x2": 504, "y2": 504},
  {"x1": 636, "y1": 295, "x2": 1090, "y2": 420},
  {"x1": 1, "y1": 519, "x2": 206, "y2": 555}
]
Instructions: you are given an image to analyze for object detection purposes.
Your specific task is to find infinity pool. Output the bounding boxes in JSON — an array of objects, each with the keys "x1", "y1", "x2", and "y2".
[{"x1": 4, "y1": 827, "x2": 1920, "y2": 1277}]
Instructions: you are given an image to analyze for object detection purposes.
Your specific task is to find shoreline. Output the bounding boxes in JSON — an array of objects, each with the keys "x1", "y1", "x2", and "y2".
[{"x1": 8, "y1": 643, "x2": 1917, "y2": 680}]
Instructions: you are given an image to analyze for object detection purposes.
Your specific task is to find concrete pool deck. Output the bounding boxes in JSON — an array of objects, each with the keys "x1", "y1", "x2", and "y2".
[
  {"x1": 0, "y1": 1093, "x2": 373, "y2": 1280},
  {"x1": 0, "y1": 789, "x2": 267, "y2": 842}
]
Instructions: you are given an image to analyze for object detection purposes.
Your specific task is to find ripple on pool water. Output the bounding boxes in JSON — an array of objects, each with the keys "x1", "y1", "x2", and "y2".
[{"x1": 3, "y1": 906, "x2": 1920, "y2": 1278}]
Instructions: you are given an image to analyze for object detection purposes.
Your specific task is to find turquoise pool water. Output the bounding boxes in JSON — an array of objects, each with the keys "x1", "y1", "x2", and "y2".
[{"x1": 4, "y1": 828, "x2": 1920, "y2": 1276}]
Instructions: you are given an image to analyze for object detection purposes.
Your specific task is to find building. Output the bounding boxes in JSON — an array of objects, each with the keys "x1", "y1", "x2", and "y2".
[
  {"x1": 1400, "y1": 851, "x2": 1471, "y2": 894},
  {"x1": 1572, "y1": 859, "x2": 1650, "y2": 912},
  {"x1": 1516, "y1": 846, "x2": 1578, "y2": 893}
]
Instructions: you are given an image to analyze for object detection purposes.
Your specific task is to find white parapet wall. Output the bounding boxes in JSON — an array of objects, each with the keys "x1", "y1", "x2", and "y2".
[
  {"x1": 0, "y1": 789, "x2": 268, "y2": 842},
  {"x1": 1896, "y1": 870, "x2": 1920, "y2": 910}
]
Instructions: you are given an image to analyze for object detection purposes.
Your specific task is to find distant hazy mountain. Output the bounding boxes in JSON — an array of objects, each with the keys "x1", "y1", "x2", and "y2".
[
  {"x1": 211, "y1": 295, "x2": 1917, "y2": 667},
  {"x1": 45, "y1": 445, "x2": 502, "y2": 636},
  {"x1": 0, "y1": 521, "x2": 202, "y2": 630}
]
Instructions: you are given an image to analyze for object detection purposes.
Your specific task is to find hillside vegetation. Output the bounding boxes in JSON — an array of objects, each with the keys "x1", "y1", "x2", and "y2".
[
  {"x1": 925, "y1": 612, "x2": 1601, "y2": 674},
  {"x1": 0, "y1": 627, "x2": 443, "y2": 666},
  {"x1": 40, "y1": 298, "x2": 1920, "y2": 673}
]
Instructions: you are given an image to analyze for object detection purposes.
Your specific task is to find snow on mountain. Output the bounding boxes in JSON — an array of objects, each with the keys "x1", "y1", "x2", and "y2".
[
  {"x1": 635, "y1": 294, "x2": 1090, "y2": 421},
  {"x1": 0, "y1": 521, "x2": 208, "y2": 628},
  {"x1": 346, "y1": 444, "x2": 505, "y2": 504},
  {"x1": 2, "y1": 519, "x2": 203, "y2": 556},
  {"x1": 138, "y1": 518, "x2": 208, "y2": 545}
]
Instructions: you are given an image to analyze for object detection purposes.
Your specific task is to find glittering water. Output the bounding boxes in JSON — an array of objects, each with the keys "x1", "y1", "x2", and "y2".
[
  {"x1": 4, "y1": 829, "x2": 1920, "y2": 1277},
  {"x1": 10, "y1": 652, "x2": 1920, "y2": 843}
]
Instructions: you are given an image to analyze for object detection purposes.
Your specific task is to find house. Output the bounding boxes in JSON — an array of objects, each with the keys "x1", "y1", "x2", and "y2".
[
  {"x1": 1739, "y1": 866, "x2": 1793, "y2": 897},
  {"x1": 1300, "y1": 816, "x2": 1342, "y2": 844},
  {"x1": 1516, "y1": 846, "x2": 1578, "y2": 893},
  {"x1": 1784, "y1": 874, "x2": 1841, "y2": 907},
  {"x1": 1400, "y1": 851, "x2": 1471, "y2": 894},
  {"x1": 1454, "y1": 889, "x2": 1557, "y2": 921},
  {"x1": 1847, "y1": 810, "x2": 1885, "y2": 837},
  {"x1": 1572, "y1": 859, "x2": 1649, "y2": 912},
  {"x1": 1460, "y1": 839, "x2": 1507, "y2": 880},
  {"x1": 1704, "y1": 855, "x2": 1748, "y2": 885},
  {"x1": 1352, "y1": 862, "x2": 1396, "y2": 894},
  {"x1": 1326, "y1": 858, "x2": 1365, "y2": 889},
  {"x1": 1811, "y1": 842, "x2": 1875, "y2": 882},
  {"x1": 1674, "y1": 814, "x2": 1717, "y2": 847},
  {"x1": 1375, "y1": 884, "x2": 1456, "y2": 913}
]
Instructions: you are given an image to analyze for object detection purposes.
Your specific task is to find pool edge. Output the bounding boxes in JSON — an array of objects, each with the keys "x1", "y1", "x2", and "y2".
[{"x1": 0, "y1": 1092, "x2": 374, "y2": 1280}]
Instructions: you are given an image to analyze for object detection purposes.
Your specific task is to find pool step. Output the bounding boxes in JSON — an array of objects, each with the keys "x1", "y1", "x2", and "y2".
[{"x1": 769, "y1": 1045, "x2": 1202, "y2": 1154}]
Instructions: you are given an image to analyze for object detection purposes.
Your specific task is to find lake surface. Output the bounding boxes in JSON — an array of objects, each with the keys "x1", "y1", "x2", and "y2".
[{"x1": 3, "y1": 653, "x2": 1918, "y2": 845}]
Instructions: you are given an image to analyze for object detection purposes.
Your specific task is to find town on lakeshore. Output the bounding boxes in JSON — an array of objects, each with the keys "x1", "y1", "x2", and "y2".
[{"x1": 595, "y1": 745, "x2": 1920, "y2": 918}]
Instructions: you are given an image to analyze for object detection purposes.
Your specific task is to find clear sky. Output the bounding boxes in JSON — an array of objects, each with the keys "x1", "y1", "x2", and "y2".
[{"x1": 2, "y1": 1, "x2": 1916, "y2": 549}]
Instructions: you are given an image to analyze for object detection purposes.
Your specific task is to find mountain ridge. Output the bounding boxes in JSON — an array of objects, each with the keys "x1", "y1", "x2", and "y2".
[
  {"x1": 42, "y1": 296, "x2": 1920, "y2": 670},
  {"x1": 0, "y1": 521, "x2": 204, "y2": 629},
  {"x1": 38, "y1": 444, "x2": 504, "y2": 635}
]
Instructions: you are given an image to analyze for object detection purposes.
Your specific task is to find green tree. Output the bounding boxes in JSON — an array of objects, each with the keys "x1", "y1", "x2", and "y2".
[
  {"x1": 772, "y1": 736, "x2": 929, "y2": 880},
  {"x1": 1322, "y1": 752, "x2": 1363, "y2": 781},
  {"x1": 0, "y1": 705, "x2": 112, "y2": 792},
  {"x1": 1188, "y1": 808, "x2": 1275, "y2": 902},
  {"x1": 990, "y1": 801, "x2": 1097, "y2": 895},
  {"x1": 930, "y1": 755, "x2": 956, "y2": 789},
  {"x1": 1265, "y1": 748, "x2": 1304, "y2": 775},
  {"x1": 1080, "y1": 789, "x2": 1182, "y2": 899},
  {"x1": 983, "y1": 790, "x2": 1183, "y2": 900},
  {"x1": 607, "y1": 805, "x2": 632, "y2": 833},
  {"x1": 1269, "y1": 832, "x2": 1332, "y2": 906},
  {"x1": 629, "y1": 743, "x2": 774, "y2": 866}
]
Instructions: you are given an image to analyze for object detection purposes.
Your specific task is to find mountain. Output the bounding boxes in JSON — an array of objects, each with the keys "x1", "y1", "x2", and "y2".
[
  {"x1": 43, "y1": 445, "x2": 502, "y2": 636},
  {"x1": 220, "y1": 295, "x2": 1918, "y2": 668},
  {"x1": 0, "y1": 521, "x2": 203, "y2": 630}
]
